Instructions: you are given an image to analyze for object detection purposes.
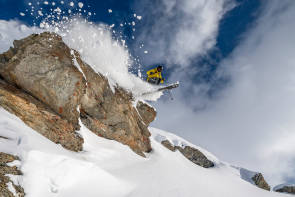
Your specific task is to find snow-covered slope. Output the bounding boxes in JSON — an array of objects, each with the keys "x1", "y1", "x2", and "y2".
[
  {"x1": 0, "y1": 108, "x2": 289, "y2": 197},
  {"x1": 0, "y1": 7, "x2": 290, "y2": 196}
]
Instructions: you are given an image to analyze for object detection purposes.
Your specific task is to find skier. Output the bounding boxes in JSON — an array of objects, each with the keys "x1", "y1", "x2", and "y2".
[{"x1": 146, "y1": 65, "x2": 164, "y2": 85}]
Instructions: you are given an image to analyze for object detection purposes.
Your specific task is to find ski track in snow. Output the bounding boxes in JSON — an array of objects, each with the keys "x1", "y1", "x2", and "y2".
[{"x1": 0, "y1": 108, "x2": 288, "y2": 197}]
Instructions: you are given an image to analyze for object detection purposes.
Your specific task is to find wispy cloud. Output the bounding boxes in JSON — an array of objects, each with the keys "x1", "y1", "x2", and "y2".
[
  {"x1": 152, "y1": 0, "x2": 295, "y2": 185},
  {"x1": 134, "y1": 0, "x2": 235, "y2": 68}
]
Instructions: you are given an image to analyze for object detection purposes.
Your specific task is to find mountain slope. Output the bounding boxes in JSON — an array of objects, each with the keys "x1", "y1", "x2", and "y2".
[{"x1": 0, "y1": 108, "x2": 289, "y2": 197}]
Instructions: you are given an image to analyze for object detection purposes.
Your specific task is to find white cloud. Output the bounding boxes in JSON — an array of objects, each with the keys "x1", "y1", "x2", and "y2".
[
  {"x1": 152, "y1": 0, "x2": 295, "y2": 185},
  {"x1": 134, "y1": 0, "x2": 235, "y2": 67},
  {"x1": 0, "y1": 20, "x2": 41, "y2": 53}
]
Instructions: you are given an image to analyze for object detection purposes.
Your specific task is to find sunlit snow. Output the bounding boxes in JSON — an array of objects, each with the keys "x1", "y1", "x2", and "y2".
[{"x1": 0, "y1": 108, "x2": 287, "y2": 197}]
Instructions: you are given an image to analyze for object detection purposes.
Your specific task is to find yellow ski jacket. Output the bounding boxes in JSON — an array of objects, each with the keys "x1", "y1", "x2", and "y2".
[{"x1": 146, "y1": 68, "x2": 164, "y2": 83}]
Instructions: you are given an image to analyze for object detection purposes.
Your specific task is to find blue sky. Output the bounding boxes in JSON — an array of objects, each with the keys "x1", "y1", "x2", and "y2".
[
  {"x1": 0, "y1": 0, "x2": 260, "y2": 76},
  {"x1": 0, "y1": 0, "x2": 262, "y2": 111},
  {"x1": 1, "y1": 0, "x2": 295, "y2": 186}
]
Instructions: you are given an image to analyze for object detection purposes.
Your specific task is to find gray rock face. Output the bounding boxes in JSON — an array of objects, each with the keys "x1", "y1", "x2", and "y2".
[
  {"x1": 160, "y1": 140, "x2": 214, "y2": 168},
  {"x1": 74, "y1": 52, "x2": 153, "y2": 156},
  {"x1": 136, "y1": 101, "x2": 156, "y2": 125},
  {"x1": 0, "y1": 32, "x2": 155, "y2": 156},
  {"x1": 252, "y1": 173, "x2": 271, "y2": 191},
  {"x1": 274, "y1": 185, "x2": 295, "y2": 194},
  {"x1": 0, "y1": 152, "x2": 25, "y2": 197},
  {"x1": 0, "y1": 79, "x2": 84, "y2": 151},
  {"x1": 240, "y1": 168, "x2": 271, "y2": 191},
  {"x1": 0, "y1": 32, "x2": 86, "y2": 128},
  {"x1": 161, "y1": 140, "x2": 176, "y2": 152},
  {"x1": 176, "y1": 146, "x2": 214, "y2": 168}
]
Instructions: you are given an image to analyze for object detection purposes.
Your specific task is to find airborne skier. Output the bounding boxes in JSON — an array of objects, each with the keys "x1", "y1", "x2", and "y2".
[
  {"x1": 144, "y1": 65, "x2": 179, "y2": 98},
  {"x1": 146, "y1": 65, "x2": 164, "y2": 85}
]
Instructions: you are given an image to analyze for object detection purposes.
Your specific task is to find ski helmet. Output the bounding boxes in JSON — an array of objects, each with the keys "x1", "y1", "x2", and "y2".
[{"x1": 157, "y1": 65, "x2": 163, "y2": 71}]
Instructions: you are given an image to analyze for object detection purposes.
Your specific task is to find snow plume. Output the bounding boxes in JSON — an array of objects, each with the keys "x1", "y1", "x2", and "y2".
[
  {"x1": 0, "y1": 1, "x2": 160, "y2": 100},
  {"x1": 61, "y1": 20, "x2": 158, "y2": 98},
  {"x1": 134, "y1": 0, "x2": 235, "y2": 67},
  {"x1": 152, "y1": 0, "x2": 295, "y2": 185}
]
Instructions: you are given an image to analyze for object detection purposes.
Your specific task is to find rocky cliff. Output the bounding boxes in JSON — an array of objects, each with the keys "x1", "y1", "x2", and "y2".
[{"x1": 0, "y1": 32, "x2": 155, "y2": 156}]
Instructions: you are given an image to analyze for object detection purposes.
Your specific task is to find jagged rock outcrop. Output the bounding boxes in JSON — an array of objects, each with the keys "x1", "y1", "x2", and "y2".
[
  {"x1": 73, "y1": 51, "x2": 154, "y2": 156},
  {"x1": 161, "y1": 140, "x2": 214, "y2": 168},
  {"x1": 274, "y1": 184, "x2": 295, "y2": 195},
  {"x1": 136, "y1": 101, "x2": 157, "y2": 125},
  {"x1": 251, "y1": 173, "x2": 271, "y2": 191},
  {"x1": 0, "y1": 32, "x2": 155, "y2": 156},
  {"x1": 0, "y1": 79, "x2": 83, "y2": 151},
  {"x1": 0, "y1": 152, "x2": 25, "y2": 197},
  {"x1": 161, "y1": 140, "x2": 176, "y2": 152},
  {"x1": 240, "y1": 168, "x2": 271, "y2": 191},
  {"x1": 0, "y1": 32, "x2": 86, "y2": 128},
  {"x1": 176, "y1": 146, "x2": 214, "y2": 168}
]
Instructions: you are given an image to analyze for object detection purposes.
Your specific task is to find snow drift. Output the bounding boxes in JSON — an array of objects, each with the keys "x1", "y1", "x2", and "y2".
[{"x1": 0, "y1": 108, "x2": 288, "y2": 197}]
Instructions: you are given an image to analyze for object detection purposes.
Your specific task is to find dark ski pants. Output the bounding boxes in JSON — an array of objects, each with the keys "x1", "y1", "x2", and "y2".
[{"x1": 148, "y1": 77, "x2": 161, "y2": 85}]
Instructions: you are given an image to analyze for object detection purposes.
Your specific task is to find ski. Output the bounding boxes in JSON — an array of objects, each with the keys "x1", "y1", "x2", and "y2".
[{"x1": 142, "y1": 82, "x2": 179, "y2": 96}]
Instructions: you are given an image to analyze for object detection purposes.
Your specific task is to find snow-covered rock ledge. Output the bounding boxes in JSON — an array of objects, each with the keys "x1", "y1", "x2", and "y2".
[
  {"x1": 274, "y1": 183, "x2": 295, "y2": 195},
  {"x1": 0, "y1": 32, "x2": 155, "y2": 156},
  {"x1": 239, "y1": 168, "x2": 271, "y2": 191}
]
